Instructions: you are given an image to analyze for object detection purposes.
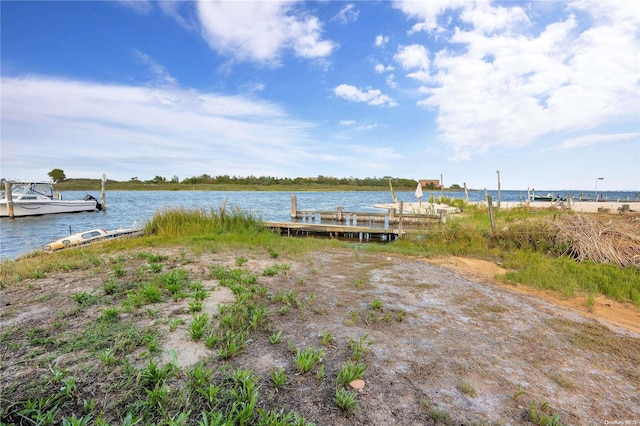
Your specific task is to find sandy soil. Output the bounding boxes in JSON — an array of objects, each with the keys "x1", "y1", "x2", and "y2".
[{"x1": 1, "y1": 248, "x2": 639, "y2": 425}]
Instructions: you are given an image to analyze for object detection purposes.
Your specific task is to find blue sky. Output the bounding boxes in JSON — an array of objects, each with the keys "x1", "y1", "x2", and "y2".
[{"x1": 1, "y1": 1, "x2": 638, "y2": 190}]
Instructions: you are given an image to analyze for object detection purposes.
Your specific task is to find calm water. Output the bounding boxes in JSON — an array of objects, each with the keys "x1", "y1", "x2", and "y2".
[{"x1": 1, "y1": 189, "x2": 637, "y2": 260}]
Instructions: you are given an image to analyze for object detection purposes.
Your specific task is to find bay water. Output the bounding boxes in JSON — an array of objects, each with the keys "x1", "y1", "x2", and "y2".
[{"x1": 1, "y1": 189, "x2": 636, "y2": 261}]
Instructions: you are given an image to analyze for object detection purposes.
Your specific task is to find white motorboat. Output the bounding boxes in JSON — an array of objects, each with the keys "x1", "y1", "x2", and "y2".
[
  {"x1": 0, "y1": 181, "x2": 101, "y2": 217},
  {"x1": 44, "y1": 226, "x2": 144, "y2": 251}
]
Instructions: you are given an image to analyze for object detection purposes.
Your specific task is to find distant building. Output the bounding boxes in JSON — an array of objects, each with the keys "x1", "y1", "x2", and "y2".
[{"x1": 419, "y1": 179, "x2": 442, "y2": 189}]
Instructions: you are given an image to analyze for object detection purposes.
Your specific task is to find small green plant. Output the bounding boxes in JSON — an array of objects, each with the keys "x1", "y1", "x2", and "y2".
[
  {"x1": 295, "y1": 347, "x2": 323, "y2": 374},
  {"x1": 110, "y1": 265, "x2": 126, "y2": 278},
  {"x1": 458, "y1": 380, "x2": 477, "y2": 397},
  {"x1": 371, "y1": 298, "x2": 383, "y2": 310},
  {"x1": 140, "y1": 283, "x2": 163, "y2": 303},
  {"x1": 235, "y1": 257, "x2": 248, "y2": 266},
  {"x1": 268, "y1": 248, "x2": 279, "y2": 259},
  {"x1": 168, "y1": 318, "x2": 185, "y2": 332},
  {"x1": 188, "y1": 300, "x2": 203, "y2": 313},
  {"x1": 514, "y1": 384, "x2": 526, "y2": 402},
  {"x1": 269, "y1": 331, "x2": 282, "y2": 344},
  {"x1": 396, "y1": 308, "x2": 407, "y2": 322},
  {"x1": 103, "y1": 278, "x2": 119, "y2": 295},
  {"x1": 71, "y1": 291, "x2": 97, "y2": 306},
  {"x1": 428, "y1": 408, "x2": 451, "y2": 425},
  {"x1": 148, "y1": 262, "x2": 164, "y2": 273},
  {"x1": 335, "y1": 388, "x2": 359, "y2": 411},
  {"x1": 188, "y1": 313, "x2": 209, "y2": 341},
  {"x1": 263, "y1": 266, "x2": 278, "y2": 276},
  {"x1": 96, "y1": 348, "x2": 116, "y2": 365},
  {"x1": 316, "y1": 364, "x2": 325, "y2": 380},
  {"x1": 585, "y1": 293, "x2": 595, "y2": 312},
  {"x1": 337, "y1": 361, "x2": 366, "y2": 388},
  {"x1": 270, "y1": 368, "x2": 287, "y2": 387},
  {"x1": 99, "y1": 307, "x2": 120, "y2": 322},
  {"x1": 320, "y1": 331, "x2": 333, "y2": 346},
  {"x1": 348, "y1": 334, "x2": 371, "y2": 361}
]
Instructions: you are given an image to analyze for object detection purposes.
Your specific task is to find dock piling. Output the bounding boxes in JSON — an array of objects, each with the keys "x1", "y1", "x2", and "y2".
[
  {"x1": 101, "y1": 174, "x2": 107, "y2": 211},
  {"x1": 4, "y1": 181, "x2": 14, "y2": 219}
]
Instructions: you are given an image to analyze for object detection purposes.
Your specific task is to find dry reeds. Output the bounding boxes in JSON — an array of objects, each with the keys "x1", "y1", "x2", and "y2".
[{"x1": 553, "y1": 214, "x2": 640, "y2": 268}]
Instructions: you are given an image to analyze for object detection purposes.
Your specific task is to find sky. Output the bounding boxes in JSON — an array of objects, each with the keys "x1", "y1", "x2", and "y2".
[{"x1": 1, "y1": 0, "x2": 639, "y2": 191}]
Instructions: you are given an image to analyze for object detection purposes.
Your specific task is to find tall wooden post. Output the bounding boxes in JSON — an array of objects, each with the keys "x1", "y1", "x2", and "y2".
[
  {"x1": 4, "y1": 181, "x2": 14, "y2": 219},
  {"x1": 101, "y1": 174, "x2": 107, "y2": 211},
  {"x1": 464, "y1": 182, "x2": 469, "y2": 203},
  {"x1": 290, "y1": 194, "x2": 297, "y2": 219},
  {"x1": 398, "y1": 201, "x2": 404, "y2": 234},
  {"x1": 487, "y1": 195, "x2": 495, "y2": 232}
]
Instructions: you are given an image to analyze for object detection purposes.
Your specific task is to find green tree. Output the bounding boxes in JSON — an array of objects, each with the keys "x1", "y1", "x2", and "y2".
[{"x1": 48, "y1": 168, "x2": 66, "y2": 182}]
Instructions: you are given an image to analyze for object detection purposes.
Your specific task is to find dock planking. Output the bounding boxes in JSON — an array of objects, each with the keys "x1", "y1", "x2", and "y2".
[{"x1": 265, "y1": 221, "x2": 402, "y2": 242}]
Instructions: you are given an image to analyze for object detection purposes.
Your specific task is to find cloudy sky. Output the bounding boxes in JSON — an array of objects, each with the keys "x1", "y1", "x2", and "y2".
[{"x1": 1, "y1": 1, "x2": 638, "y2": 190}]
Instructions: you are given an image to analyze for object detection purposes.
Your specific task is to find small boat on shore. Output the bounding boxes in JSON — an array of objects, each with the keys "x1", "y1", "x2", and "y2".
[
  {"x1": 0, "y1": 181, "x2": 101, "y2": 217},
  {"x1": 44, "y1": 226, "x2": 144, "y2": 252}
]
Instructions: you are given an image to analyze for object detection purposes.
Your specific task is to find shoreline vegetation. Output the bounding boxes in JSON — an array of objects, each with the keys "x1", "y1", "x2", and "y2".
[
  {"x1": 53, "y1": 177, "x2": 462, "y2": 192},
  {"x1": 1, "y1": 203, "x2": 638, "y2": 424}
]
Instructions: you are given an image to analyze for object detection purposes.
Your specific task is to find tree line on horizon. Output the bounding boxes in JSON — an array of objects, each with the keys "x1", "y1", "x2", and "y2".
[{"x1": 43, "y1": 169, "x2": 460, "y2": 189}]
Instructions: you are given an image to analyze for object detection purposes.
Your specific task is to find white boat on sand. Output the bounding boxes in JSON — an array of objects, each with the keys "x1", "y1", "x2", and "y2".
[{"x1": 0, "y1": 181, "x2": 101, "y2": 217}]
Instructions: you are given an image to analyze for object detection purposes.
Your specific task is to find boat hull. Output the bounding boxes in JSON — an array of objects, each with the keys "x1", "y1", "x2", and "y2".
[{"x1": 0, "y1": 200, "x2": 97, "y2": 217}]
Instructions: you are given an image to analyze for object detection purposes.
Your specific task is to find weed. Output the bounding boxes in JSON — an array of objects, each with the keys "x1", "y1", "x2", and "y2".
[
  {"x1": 148, "y1": 262, "x2": 164, "y2": 273},
  {"x1": 235, "y1": 257, "x2": 248, "y2": 267},
  {"x1": 585, "y1": 293, "x2": 595, "y2": 312},
  {"x1": 270, "y1": 368, "x2": 287, "y2": 387},
  {"x1": 371, "y1": 298, "x2": 383, "y2": 310},
  {"x1": 269, "y1": 331, "x2": 282, "y2": 344},
  {"x1": 458, "y1": 380, "x2": 477, "y2": 397},
  {"x1": 316, "y1": 364, "x2": 325, "y2": 380},
  {"x1": 428, "y1": 408, "x2": 451, "y2": 425},
  {"x1": 295, "y1": 347, "x2": 323, "y2": 374},
  {"x1": 189, "y1": 313, "x2": 210, "y2": 341},
  {"x1": 268, "y1": 248, "x2": 279, "y2": 259},
  {"x1": 337, "y1": 361, "x2": 366, "y2": 388},
  {"x1": 396, "y1": 308, "x2": 407, "y2": 322},
  {"x1": 140, "y1": 283, "x2": 163, "y2": 303},
  {"x1": 334, "y1": 388, "x2": 359, "y2": 411},
  {"x1": 320, "y1": 331, "x2": 334, "y2": 346},
  {"x1": 96, "y1": 348, "x2": 117, "y2": 365},
  {"x1": 70, "y1": 291, "x2": 98, "y2": 306},
  {"x1": 168, "y1": 318, "x2": 185, "y2": 332},
  {"x1": 189, "y1": 300, "x2": 203, "y2": 313},
  {"x1": 513, "y1": 384, "x2": 526, "y2": 402},
  {"x1": 263, "y1": 266, "x2": 278, "y2": 276},
  {"x1": 103, "y1": 278, "x2": 119, "y2": 295},
  {"x1": 348, "y1": 334, "x2": 371, "y2": 361},
  {"x1": 99, "y1": 307, "x2": 120, "y2": 323}
]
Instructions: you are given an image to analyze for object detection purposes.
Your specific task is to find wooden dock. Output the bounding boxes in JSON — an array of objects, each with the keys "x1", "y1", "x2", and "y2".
[
  {"x1": 264, "y1": 195, "x2": 449, "y2": 242},
  {"x1": 265, "y1": 221, "x2": 402, "y2": 242}
]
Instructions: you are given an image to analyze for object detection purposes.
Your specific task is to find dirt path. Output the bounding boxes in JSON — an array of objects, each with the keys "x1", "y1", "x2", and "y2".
[
  {"x1": 1, "y1": 249, "x2": 639, "y2": 425},
  {"x1": 428, "y1": 256, "x2": 640, "y2": 334}
]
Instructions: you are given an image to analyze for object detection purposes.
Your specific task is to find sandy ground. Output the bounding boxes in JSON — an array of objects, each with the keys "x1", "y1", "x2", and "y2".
[{"x1": 1, "y1": 248, "x2": 639, "y2": 425}]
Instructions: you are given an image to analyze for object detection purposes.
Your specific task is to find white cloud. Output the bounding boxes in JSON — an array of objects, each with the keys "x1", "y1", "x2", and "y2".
[
  {"x1": 133, "y1": 50, "x2": 177, "y2": 88},
  {"x1": 374, "y1": 63, "x2": 394, "y2": 73},
  {"x1": 557, "y1": 133, "x2": 639, "y2": 150},
  {"x1": 459, "y1": 2, "x2": 529, "y2": 32},
  {"x1": 196, "y1": 0, "x2": 335, "y2": 65},
  {"x1": 375, "y1": 34, "x2": 389, "y2": 47},
  {"x1": 393, "y1": 0, "x2": 468, "y2": 33},
  {"x1": 333, "y1": 84, "x2": 398, "y2": 107},
  {"x1": 400, "y1": 2, "x2": 640, "y2": 160},
  {"x1": 118, "y1": 0, "x2": 153, "y2": 14},
  {"x1": 394, "y1": 44, "x2": 430, "y2": 83},
  {"x1": 332, "y1": 4, "x2": 359, "y2": 24},
  {"x1": 0, "y1": 76, "x2": 322, "y2": 180}
]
